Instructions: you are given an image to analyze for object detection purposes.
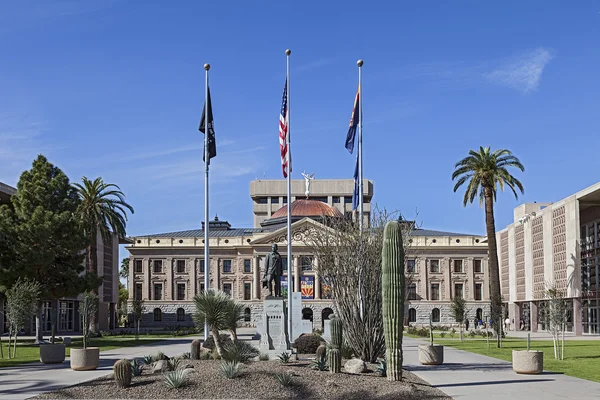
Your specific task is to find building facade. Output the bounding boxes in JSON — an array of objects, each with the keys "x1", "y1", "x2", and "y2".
[
  {"x1": 0, "y1": 181, "x2": 123, "y2": 335},
  {"x1": 127, "y1": 179, "x2": 490, "y2": 330},
  {"x1": 497, "y1": 181, "x2": 600, "y2": 335}
]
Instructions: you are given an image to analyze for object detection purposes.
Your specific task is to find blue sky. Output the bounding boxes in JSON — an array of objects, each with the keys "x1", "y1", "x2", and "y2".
[{"x1": 1, "y1": 1, "x2": 600, "y2": 263}]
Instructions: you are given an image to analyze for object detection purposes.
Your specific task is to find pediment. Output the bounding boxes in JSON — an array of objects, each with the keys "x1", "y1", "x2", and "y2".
[{"x1": 251, "y1": 217, "x2": 335, "y2": 245}]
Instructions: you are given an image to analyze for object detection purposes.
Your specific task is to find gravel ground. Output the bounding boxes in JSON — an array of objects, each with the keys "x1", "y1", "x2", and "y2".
[{"x1": 32, "y1": 359, "x2": 451, "y2": 400}]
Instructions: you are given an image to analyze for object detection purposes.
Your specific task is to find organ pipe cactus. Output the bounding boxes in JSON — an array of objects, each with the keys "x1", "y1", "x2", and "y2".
[
  {"x1": 330, "y1": 315, "x2": 343, "y2": 349},
  {"x1": 381, "y1": 220, "x2": 405, "y2": 381},
  {"x1": 113, "y1": 358, "x2": 132, "y2": 388},
  {"x1": 328, "y1": 347, "x2": 341, "y2": 373}
]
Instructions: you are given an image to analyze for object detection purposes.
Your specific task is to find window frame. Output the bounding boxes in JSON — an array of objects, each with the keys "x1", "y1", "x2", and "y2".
[
  {"x1": 453, "y1": 259, "x2": 464, "y2": 273},
  {"x1": 153, "y1": 283, "x2": 163, "y2": 300},
  {"x1": 176, "y1": 283, "x2": 186, "y2": 300},
  {"x1": 407, "y1": 259, "x2": 416, "y2": 273},
  {"x1": 153, "y1": 260, "x2": 163, "y2": 273},
  {"x1": 222, "y1": 259, "x2": 232, "y2": 274},
  {"x1": 474, "y1": 259, "x2": 482, "y2": 273},
  {"x1": 176, "y1": 260, "x2": 186, "y2": 274},
  {"x1": 430, "y1": 283, "x2": 440, "y2": 301},
  {"x1": 430, "y1": 259, "x2": 440, "y2": 273},
  {"x1": 243, "y1": 259, "x2": 252, "y2": 273}
]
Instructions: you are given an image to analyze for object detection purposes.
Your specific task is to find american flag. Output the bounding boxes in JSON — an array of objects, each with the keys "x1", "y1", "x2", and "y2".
[{"x1": 279, "y1": 79, "x2": 291, "y2": 178}]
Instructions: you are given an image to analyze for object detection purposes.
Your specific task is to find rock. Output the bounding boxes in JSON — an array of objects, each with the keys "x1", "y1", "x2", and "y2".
[
  {"x1": 180, "y1": 363, "x2": 194, "y2": 370},
  {"x1": 152, "y1": 360, "x2": 168, "y2": 373},
  {"x1": 325, "y1": 379, "x2": 338, "y2": 387},
  {"x1": 344, "y1": 358, "x2": 367, "y2": 374}
]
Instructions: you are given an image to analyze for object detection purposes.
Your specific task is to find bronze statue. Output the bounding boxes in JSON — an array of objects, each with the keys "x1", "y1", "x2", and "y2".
[{"x1": 262, "y1": 243, "x2": 283, "y2": 297}]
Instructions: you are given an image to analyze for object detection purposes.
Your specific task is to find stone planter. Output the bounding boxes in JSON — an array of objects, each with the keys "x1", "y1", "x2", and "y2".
[
  {"x1": 39, "y1": 343, "x2": 66, "y2": 364},
  {"x1": 512, "y1": 350, "x2": 543, "y2": 374},
  {"x1": 418, "y1": 344, "x2": 444, "y2": 365},
  {"x1": 70, "y1": 347, "x2": 100, "y2": 371}
]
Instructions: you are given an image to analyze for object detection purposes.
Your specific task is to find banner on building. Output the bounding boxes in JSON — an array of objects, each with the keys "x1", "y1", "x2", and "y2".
[
  {"x1": 301, "y1": 276, "x2": 314, "y2": 299},
  {"x1": 321, "y1": 276, "x2": 333, "y2": 299},
  {"x1": 281, "y1": 276, "x2": 288, "y2": 297}
]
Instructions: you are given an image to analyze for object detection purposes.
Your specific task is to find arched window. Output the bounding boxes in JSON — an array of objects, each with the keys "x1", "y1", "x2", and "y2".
[
  {"x1": 408, "y1": 308, "x2": 417, "y2": 323},
  {"x1": 244, "y1": 307, "x2": 251, "y2": 322},
  {"x1": 176, "y1": 308, "x2": 185, "y2": 322},
  {"x1": 431, "y1": 308, "x2": 440, "y2": 323},
  {"x1": 153, "y1": 308, "x2": 162, "y2": 322},
  {"x1": 302, "y1": 307, "x2": 313, "y2": 322}
]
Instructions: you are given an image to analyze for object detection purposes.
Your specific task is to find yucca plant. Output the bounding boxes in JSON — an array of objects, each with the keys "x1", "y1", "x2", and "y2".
[
  {"x1": 164, "y1": 369, "x2": 189, "y2": 389},
  {"x1": 274, "y1": 372, "x2": 294, "y2": 387},
  {"x1": 193, "y1": 290, "x2": 236, "y2": 356},
  {"x1": 221, "y1": 340, "x2": 259, "y2": 363},
  {"x1": 142, "y1": 355, "x2": 154, "y2": 365},
  {"x1": 310, "y1": 358, "x2": 328, "y2": 371},
  {"x1": 278, "y1": 352, "x2": 291, "y2": 364},
  {"x1": 131, "y1": 360, "x2": 144, "y2": 376},
  {"x1": 219, "y1": 361, "x2": 243, "y2": 379}
]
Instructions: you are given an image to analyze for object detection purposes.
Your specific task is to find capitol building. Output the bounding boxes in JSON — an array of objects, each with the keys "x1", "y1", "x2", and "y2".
[{"x1": 126, "y1": 178, "x2": 491, "y2": 330}]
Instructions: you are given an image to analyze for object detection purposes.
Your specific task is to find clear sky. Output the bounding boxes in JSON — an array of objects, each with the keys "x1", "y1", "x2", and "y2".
[{"x1": 2, "y1": 1, "x2": 600, "y2": 263}]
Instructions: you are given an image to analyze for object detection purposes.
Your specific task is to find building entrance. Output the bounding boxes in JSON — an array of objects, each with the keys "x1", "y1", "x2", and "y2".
[{"x1": 583, "y1": 300, "x2": 599, "y2": 334}]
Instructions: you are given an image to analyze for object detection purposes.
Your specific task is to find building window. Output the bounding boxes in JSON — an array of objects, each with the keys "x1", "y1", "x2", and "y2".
[
  {"x1": 453, "y1": 260, "x2": 463, "y2": 273},
  {"x1": 135, "y1": 259, "x2": 143, "y2": 273},
  {"x1": 223, "y1": 283, "x2": 232, "y2": 297},
  {"x1": 475, "y1": 283, "x2": 482, "y2": 300},
  {"x1": 244, "y1": 282, "x2": 251, "y2": 300},
  {"x1": 271, "y1": 197, "x2": 279, "y2": 204},
  {"x1": 430, "y1": 284, "x2": 440, "y2": 301},
  {"x1": 244, "y1": 307, "x2": 251, "y2": 322},
  {"x1": 153, "y1": 283, "x2": 163, "y2": 300},
  {"x1": 176, "y1": 260, "x2": 186, "y2": 273},
  {"x1": 135, "y1": 283, "x2": 143, "y2": 300},
  {"x1": 244, "y1": 259, "x2": 251, "y2": 273},
  {"x1": 153, "y1": 260, "x2": 163, "y2": 273},
  {"x1": 408, "y1": 308, "x2": 417, "y2": 323},
  {"x1": 430, "y1": 259, "x2": 440, "y2": 273},
  {"x1": 256, "y1": 197, "x2": 268, "y2": 204},
  {"x1": 177, "y1": 308, "x2": 185, "y2": 322},
  {"x1": 177, "y1": 283, "x2": 186, "y2": 300},
  {"x1": 454, "y1": 283, "x2": 464, "y2": 298},
  {"x1": 344, "y1": 196, "x2": 353, "y2": 204},
  {"x1": 407, "y1": 259, "x2": 416, "y2": 273},
  {"x1": 198, "y1": 282, "x2": 205, "y2": 293},
  {"x1": 301, "y1": 256, "x2": 313, "y2": 271},
  {"x1": 281, "y1": 257, "x2": 287, "y2": 269},
  {"x1": 200, "y1": 259, "x2": 205, "y2": 274},
  {"x1": 59, "y1": 301, "x2": 74, "y2": 331},
  {"x1": 407, "y1": 284, "x2": 417, "y2": 300},
  {"x1": 153, "y1": 308, "x2": 162, "y2": 322},
  {"x1": 431, "y1": 308, "x2": 440, "y2": 323},
  {"x1": 474, "y1": 259, "x2": 482, "y2": 273},
  {"x1": 308, "y1": 196, "x2": 328, "y2": 203},
  {"x1": 333, "y1": 197, "x2": 341, "y2": 203},
  {"x1": 223, "y1": 260, "x2": 232, "y2": 273}
]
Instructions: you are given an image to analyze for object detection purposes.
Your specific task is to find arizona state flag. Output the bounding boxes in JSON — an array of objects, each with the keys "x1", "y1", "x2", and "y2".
[
  {"x1": 345, "y1": 86, "x2": 360, "y2": 154},
  {"x1": 199, "y1": 86, "x2": 216, "y2": 164}
]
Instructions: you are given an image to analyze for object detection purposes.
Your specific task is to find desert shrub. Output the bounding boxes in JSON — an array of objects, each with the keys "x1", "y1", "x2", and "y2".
[
  {"x1": 202, "y1": 334, "x2": 232, "y2": 351},
  {"x1": 450, "y1": 328, "x2": 456, "y2": 338},
  {"x1": 312, "y1": 328, "x2": 324, "y2": 336},
  {"x1": 468, "y1": 330, "x2": 476, "y2": 338},
  {"x1": 377, "y1": 358, "x2": 387, "y2": 377},
  {"x1": 164, "y1": 370, "x2": 189, "y2": 389},
  {"x1": 220, "y1": 361, "x2": 243, "y2": 379},
  {"x1": 416, "y1": 327, "x2": 429, "y2": 337},
  {"x1": 181, "y1": 352, "x2": 191, "y2": 359},
  {"x1": 167, "y1": 357, "x2": 183, "y2": 371},
  {"x1": 406, "y1": 326, "x2": 417, "y2": 335},
  {"x1": 278, "y1": 352, "x2": 291, "y2": 363},
  {"x1": 341, "y1": 342, "x2": 354, "y2": 359},
  {"x1": 310, "y1": 358, "x2": 328, "y2": 371},
  {"x1": 293, "y1": 334, "x2": 323, "y2": 354},
  {"x1": 142, "y1": 355, "x2": 154, "y2": 365},
  {"x1": 275, "y1": 372, "x2": 294, "y2": 386},
  {"x1": 259, "y1": 353, "x2": 269, "y2": 361},
  {"x1": 440, "y1": 331, "x2": 446, "y2": 338},
  {"x1": 211, "y1": 350, "x2": 221, "y2": 360},
  {"x1": 222, "y1": 340, "x2": 259, "y2": 363}
]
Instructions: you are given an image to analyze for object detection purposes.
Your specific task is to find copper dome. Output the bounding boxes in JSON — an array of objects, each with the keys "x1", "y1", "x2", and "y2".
[{"x1": 271, "y1": 199, "x2": 344, "y2": 219}]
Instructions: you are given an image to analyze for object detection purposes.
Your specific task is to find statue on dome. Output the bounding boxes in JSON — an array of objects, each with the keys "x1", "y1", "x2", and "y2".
[
  {"x1": 262, "y1": 243, "x2": 283, "y2": 297},
  {"x1": 301, "y1": 171, "x2": 315, "y2": 198}
]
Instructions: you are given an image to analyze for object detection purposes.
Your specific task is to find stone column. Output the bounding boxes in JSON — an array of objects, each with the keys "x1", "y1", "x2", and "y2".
[
  {"x1": 530, "y1": 301, "x2": 538, "y2": 332},
  {"x1": 165, "y1": 257, "x2": 173, "y2": 300},
  {"x1": 294, "y1": 256, "x2": 301, "y2": 292},
  {"x1": 313, "y1": 257, "x2": 320, "y2": 299},
  {"x1": 467, "y1": 257, "x2": 475, "y2": 300},
  {"x1": 573, "y1": 297, "x2": 582, "y2": 335},
  {"x1": 128, "y1": 257, "x2": 135, "y2": 300},
  {"x1": 188, "y1": 257, "x2": 196, "y2": 297},
  {"x1": 443, "y1": 258, "x2": 451, "y2": 300},
  {"x1": 420, "y1": 259, "x2": 428, "y2": 300},
  {"x1": 253, "y1": 256, "x2": 260, "y2": 300},
  {"x1": 483, "y1": 258, "x2": 490, "y2": 300},
  {"x1": 213, "y1": 257, "x2": 220, "y2": 291},
  {"x1": 143, "y1": 258, "x2": 150, "y2": 300}
]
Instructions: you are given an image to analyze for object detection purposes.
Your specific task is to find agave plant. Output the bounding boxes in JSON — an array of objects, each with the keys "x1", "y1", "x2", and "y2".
[
  {"x1": 142, "y1": 355, "x2": 154, "y2": 365},
  {"x1": 310, "y1": 358, "x2": 328, "y2": 371},
  {"x1": 274, "y1": 372, "x2": 294, "y2": 387},
  {"x1": 222, "y1": 340, "x2": 259, "y2": 363},
  {"x1": 167, "y1": 357, "x2": 184, "y2": 371},
  {"x1": 278, "y1": 352, "x2": 291, "y2": 364},
  {"x1": 164, "y1": 370, "x2": 189, "y2": 389},
  {"x1": 219, "y1": 361, "x2": 243, "y2": 379},
  {"x1": 131, "y1": 360, "x2": 144, "y2": 376},
  {"x1": 377, "y1": 358, "x2": 387, "y2": 377}
]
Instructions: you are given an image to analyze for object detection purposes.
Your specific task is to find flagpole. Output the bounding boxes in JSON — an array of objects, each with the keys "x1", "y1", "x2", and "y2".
[
  {"x1": 203, "y1": 62, "x2": 210, "y2": 341},
  {"x1": 357, "y1": 59, "x2": 364, "y2": 232},
  {"x1": 285, "y1": 49, "x2": 293, "y2": 347}
]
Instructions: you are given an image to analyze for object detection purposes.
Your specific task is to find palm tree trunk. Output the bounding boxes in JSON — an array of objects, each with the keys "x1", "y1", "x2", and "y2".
[
  {"x1": 484, "y1": 187, "x2": 503, "y2": 348},
  {"x1": 212, "y1": 328, "x2": 224, "y2": 356}
]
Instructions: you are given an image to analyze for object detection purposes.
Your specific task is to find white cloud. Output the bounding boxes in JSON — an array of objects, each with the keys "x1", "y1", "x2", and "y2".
[{"x1": 484, "y1": 48, "x2": 555, "y2": 94}]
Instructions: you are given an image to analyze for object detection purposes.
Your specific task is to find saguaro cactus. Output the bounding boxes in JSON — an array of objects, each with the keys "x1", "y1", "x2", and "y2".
[
  {"x1": 381, "y1": 220, "x2": 405, "y2": 381},
  {"x1": 113, "y1": 358, "x2": 132, "y2": 388},
  {"x1": 328, "y1": 347, "x2": 341, "y2": 373},
  {"x1": 330, "y1": 315, "x2": 343, "y2": 349}
]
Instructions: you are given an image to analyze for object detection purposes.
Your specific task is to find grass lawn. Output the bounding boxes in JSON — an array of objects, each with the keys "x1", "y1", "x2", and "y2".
[
  {"x1": 0, "y1": 336, "x2": 163, "y2": 369},
  {"x1": 421, "y1": 337, "x2": 600, "y2": 383}
]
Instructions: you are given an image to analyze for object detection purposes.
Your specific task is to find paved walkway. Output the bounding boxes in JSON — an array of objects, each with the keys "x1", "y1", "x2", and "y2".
[{"x1": 403, "y1": 337, "x2": 600, "y2": 399}]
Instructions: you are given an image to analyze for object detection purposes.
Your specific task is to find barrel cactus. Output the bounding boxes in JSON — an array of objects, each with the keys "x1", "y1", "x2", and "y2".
[
  {"x1": 315, "y1": 344, "x2": 327, "y2": 363},
  {"x1": 113, "y1": 358, "x2": 132, "y2": 388},
  {"x1": 191, "y1": 339, "x2": 202, "y2": 360},
  {"x1": 381, "y1": 220, "x2": 405, "y2": 381},
  {"x1": 330, "y1": 315, "x2": 343, "y2": 349},
  {"x1": 328, "y1": 347, "x2": 341, "y2": 373}
]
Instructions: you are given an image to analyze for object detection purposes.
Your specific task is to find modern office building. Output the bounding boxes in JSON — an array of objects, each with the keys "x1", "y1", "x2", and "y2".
[
  {"x1": 0, "y1": 181, "x2": 123, "y2": 335},
  {"x1": 497, "y1": 181, "x2": 600, "y2": 335},
  {"x1": 127, "y1": 178, "x2": 491, "y2": 329}
]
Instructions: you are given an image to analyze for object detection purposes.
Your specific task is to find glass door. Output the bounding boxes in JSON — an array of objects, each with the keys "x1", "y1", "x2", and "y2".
[{"x1": 590, "y1": 307, "x2": 599, "y2": 335}]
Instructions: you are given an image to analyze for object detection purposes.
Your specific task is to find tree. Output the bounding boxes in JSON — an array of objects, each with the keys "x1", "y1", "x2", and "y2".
[
  {"x1": 452, "y1": 146, "x2": 524, "y2": 347},
  {"x1": 0, "y1": 155, "x2": 90, "y2": 342},
  {"x1": 5, "y1": 278, "x2": 41, "y2": 358},
  {"x1": 306, "y1": 208, "x2": 416, "y2": 363},
  {"x1": 131, "y1": 298, "x2": 144, "y2": 340},
  {"x1": 73, "y1": 177, "x2": 134, "y2": 334},
  {"x1": 192, "y1": 290, "x2": 234, "y2": 356},
  {"x1": 449, "y1": 295, "x2": 467, "y2": 342},
  {"x1": 543, "y1": 283, "x2": 568, "y2": 360},
  {"x1": 118, "y1": 282, "x2": 128, "y2": 327},
  {"x1": 224, "y1": 300, "x2": 245, "y2": 341},
  {"x1": 120, "y1": 258, "x2": 130, "y2": 282}
]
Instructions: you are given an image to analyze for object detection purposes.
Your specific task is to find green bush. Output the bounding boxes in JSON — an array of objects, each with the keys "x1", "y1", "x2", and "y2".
[
  {"x1": 439, "y1": 331, "x2": 446, "y2": 338},
  {"x1": 222, "y1": 340, "x2": 259, "y2": 363},
  {"x1": 293, "y1": 334, "x2": 323, "y2": 354}
]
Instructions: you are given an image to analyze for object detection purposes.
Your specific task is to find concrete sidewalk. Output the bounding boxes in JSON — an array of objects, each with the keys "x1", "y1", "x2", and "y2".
[
  {"x1": 403, "y1": 337, "x2": 600, "y2": 399},
  {"x1": 0, "y1": 338, "x2": 194, "y2": 400}
]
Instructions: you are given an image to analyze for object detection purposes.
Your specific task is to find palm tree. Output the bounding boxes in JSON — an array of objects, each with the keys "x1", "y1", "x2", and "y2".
[
  {"x1": 225, "y1": 301, "x2": 245, "y2": 341},
  {"x1": 193, "y1": 290, "x2": 233, "y2": 356},
  {"x1": 73, "y1": 177, "x2": 134, "y2": 333},
  {"x1": 452, "y1": 146, "x2": 524, "y2": 346}
]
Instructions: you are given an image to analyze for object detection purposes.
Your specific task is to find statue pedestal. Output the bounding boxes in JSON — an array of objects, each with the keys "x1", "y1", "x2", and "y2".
[{"x1": 259, "y1": 298, "x2": 291, "y2": 357}]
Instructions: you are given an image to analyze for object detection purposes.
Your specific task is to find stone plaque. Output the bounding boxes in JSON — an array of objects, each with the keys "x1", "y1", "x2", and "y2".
[{"x1": 259, "y1": 298, "x2": 289, "y2": 353}]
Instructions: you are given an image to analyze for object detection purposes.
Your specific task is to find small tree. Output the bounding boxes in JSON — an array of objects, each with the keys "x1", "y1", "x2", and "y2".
[
  {"x1": 192, "y1": 290, "x2": 234, "y2": 356},
  {"x1": 224, "y1": 301, "x2": 245, "y2": 341},
  {"x1": 449, "y1": 295, "x2": 467, "y2": 342},
  {"x1": 5, "y1": 278, "x2": 41, "y2": 358},
  {"x1": 131, "y1": 298, "x2": 144, "y2": 340},
  {"x1": 544, "y1": 283, "x2": 568, "y2": 360},
  {"x1": 80, "y1": 292, "x2": 99, "y2": 349}
]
